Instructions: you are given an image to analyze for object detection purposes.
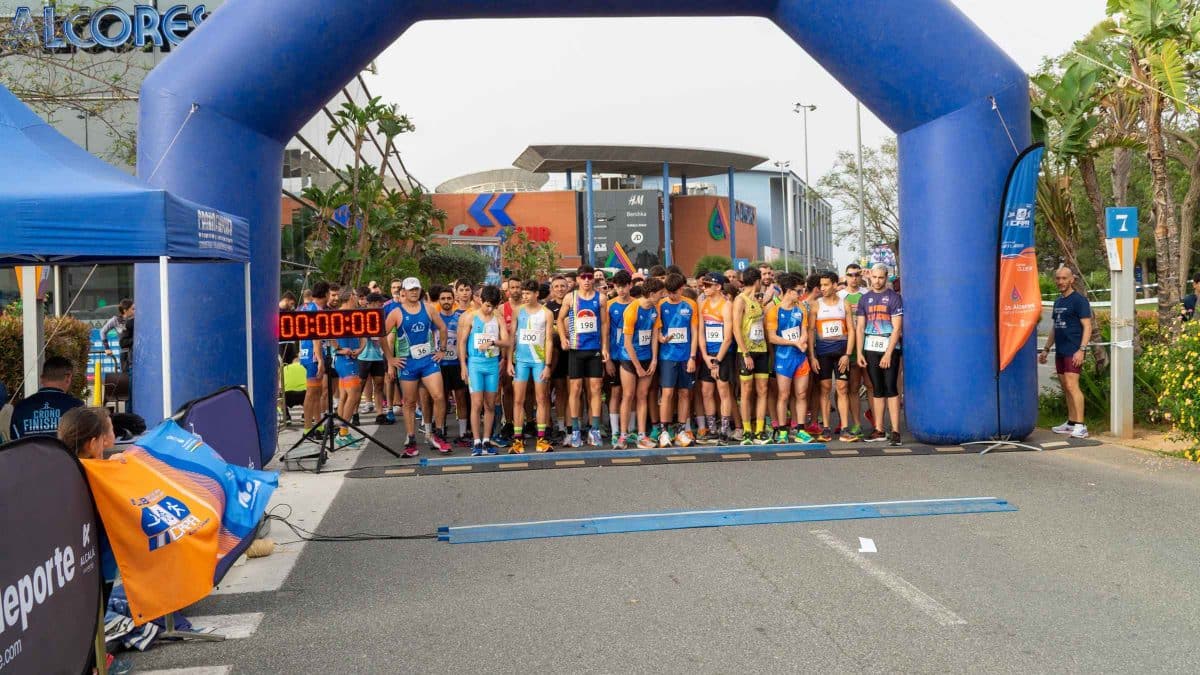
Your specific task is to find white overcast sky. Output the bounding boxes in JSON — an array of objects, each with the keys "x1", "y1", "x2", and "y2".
[{"x1": 373, "y1": 1, "x2": 1107, "y2": 264}]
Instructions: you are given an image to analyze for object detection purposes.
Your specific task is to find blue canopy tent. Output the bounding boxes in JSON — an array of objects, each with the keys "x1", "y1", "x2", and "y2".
[{"x1": 0, "y1": 85, "x2": 251, "y2": 419}]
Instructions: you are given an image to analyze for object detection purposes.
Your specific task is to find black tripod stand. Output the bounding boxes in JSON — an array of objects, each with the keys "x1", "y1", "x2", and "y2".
[{"x1": 280, "y1": 346, "x2": 400, "y2": 472}]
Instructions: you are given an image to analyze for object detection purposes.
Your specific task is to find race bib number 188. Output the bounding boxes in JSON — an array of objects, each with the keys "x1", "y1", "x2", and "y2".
[{"x1": 864, "y1": 334, "x2": 889, "y2": 353}]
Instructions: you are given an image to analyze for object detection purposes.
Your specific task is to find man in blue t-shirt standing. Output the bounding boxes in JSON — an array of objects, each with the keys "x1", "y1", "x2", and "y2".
[
  {"x1": 1039, "y1": 266, "x2": 1093, "y2": 439},
  {"x1": 10, "y1": 356, "x2": 84, "y2": 439}
]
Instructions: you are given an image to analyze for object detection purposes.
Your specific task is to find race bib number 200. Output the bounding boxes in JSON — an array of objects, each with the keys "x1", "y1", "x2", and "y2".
[{"x1": 518, "y1": 328, "x2": 542, "y2": 345}]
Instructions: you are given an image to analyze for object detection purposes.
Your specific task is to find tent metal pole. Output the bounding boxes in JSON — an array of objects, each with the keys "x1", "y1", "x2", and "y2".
[
  {"x1": 21, "y1": 266, "x2": 42, "y2": 398},
  {"x1": 53, "y1": 266, "x2": 62, "y2": 316},
  {"x1": 159, "y1": 257, "x2": 172, "y2": 419},
  {"x1": 244, "y1": 262, "x2": 254, "y2": 400}
]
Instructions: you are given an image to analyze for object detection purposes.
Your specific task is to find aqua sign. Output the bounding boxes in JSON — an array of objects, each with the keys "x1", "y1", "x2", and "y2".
[{"x1": 10, "y1": 5, "x2": 207, "y2": 50}]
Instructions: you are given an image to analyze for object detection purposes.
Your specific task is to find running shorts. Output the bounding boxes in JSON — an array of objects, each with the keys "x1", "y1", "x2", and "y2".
[
  {"x1": 514, "y1": 361, "x2": 546, "y2": 384},
  {"x1": 1055, "y1": 354, "x2": 1082, "y2": 375},
  {"x1": 302, "y1": 360, "x2": 322, "y2": 385},
  {"x1": 816, "y1": 352, "x2": 850, "y2": 382},
  {"x1": 697, "y1": 351, "x2": 736, "y2": 384},
  {"x1": 774, "y1": 352, "x2": 811, "y2": 380},
  {"x1": 737, "y1": 351, "x2": 771, "y2": 379},
  {"x1": 467, "y1": 360, "x2": 501, "y2": 394},
  {"x1": 659, "y1": 359, "x2": 693, "y2": 390},
  {"x1": 441, "y1": 363, "x2": 466, "y2": 391},
  {"x1": 357, "y1": 360, "x2": 387, "y2": 379},
  {"x1": 620, "y1": 357, "x2": 654, "y2": 375},
  {"x1": 400, "y1": 357, "x2": 440, "y2": 382},
  {"x1": 568, "y1": 349, "x2": 604, "y2": 379},
  {"x1": 864, "y1": 350, "x2": 901, "y2": 398}
]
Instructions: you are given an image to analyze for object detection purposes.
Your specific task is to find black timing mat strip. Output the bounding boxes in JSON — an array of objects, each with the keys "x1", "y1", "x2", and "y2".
[{"x1": 344, "y1": 437, "x2": 1100, "y2": 479}]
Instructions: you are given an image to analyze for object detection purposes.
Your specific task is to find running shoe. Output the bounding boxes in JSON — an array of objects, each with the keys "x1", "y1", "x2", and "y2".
[
  {"x1": 739, "y1": 432, "x2": 755, "y2": 446},
  {"x1": 483, "y1": 440, "x2": 498, "y2": 455},
  {"x1": 613, "y1": 433, "x2": 628, "y2": 450},
  {"x1": 888, "y1": 431, "x2": 902, "y2": 446},
  {"x1": 510, "y1": 438, "x2": 526, "y2": 454},
  {"x1": 430, "y1": 431, "x2": 453, "y2": 454},
  {"x1": 806, "y1": 422, "x2": 822, "y2": 435},
  {"x1": 817, "y1": 427, "x2": 833, "y2": 442},
  {"x1": 491, "y1": 434, "x2": 512, "y2": 449},
  {"x1": 676, "y1": 429, "x2": 695, "y2": 447},
  {"x1": 730, "y1": 428, "x2": 745, "y2": 442},
  {"x1": 637, "y1": 434, "x2": 657, "y2": 450},
  {"x1": 402, "y1": 438, "x2": 419, "y2": 458},
  {"x1": 360, "y1": 402, "x2": 375, "y2": 413},
  {"x1": 568, "y1": 429, "x2": 583, "y2": 448},
  {"x1": 774, "y1": 429, "x2": 790, "y2": 444},
  {"x1": 587, "y1": 429, "x2": 603, "y2": 447},
  {"x1": 414, "y1": 407, "x2": 423, "y2": 423},
  {"x1": 453, "y1": 434, "x2": 473, "y2": 447},
  {"x1": 649, "y1": 426, "x2": 662, "y2": 443},
  {"x1": 336, "y1": 432, "x2": 362, "y2": 448},
  {"x1": 1069, "y1": 424, "x2": 1089, "y2": 439},
  {"x1": 351, "y1": 413, "x2": 361, "y2": 426},
  {"x1": 865, "y1": 430, "x2": 886, "y2": 442},
  {"x1": 838, "y1": 429, "x2": 858, "y2": 443},
  {"x1": 792, "y1": 428, "x2": 814, "y2": 444},
  {"x1": 1052, "y1": 420, "x2": 1075, "y2": 434},
  {"x1": 535, "y1": 437, "x2": 553, "y2": 453},
  {"x1": 696, "y1": 429, "x2": 720, "y2": 446},
  {"x1": 754, "y1": 431, "x2": 772, "y2": 445},
  {"x1": 847, "y1": 425, "x2": 864, "y2": 438},
  {"x1": 385, "y1": 410, "x2": 396, "y2": 425},
  {"x1": 470, "y1": 443, "x2": 484, "y2": 457}
]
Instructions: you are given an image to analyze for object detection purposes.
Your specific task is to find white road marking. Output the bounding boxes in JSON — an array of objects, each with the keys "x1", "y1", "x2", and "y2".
[
  {"x1": 213, "y1": 429, "x2": 366, "y2": 595},
  {"x1": 857, "y1": 537, "x2": 877, "y2": 553},
  {"x1": 1042, "y1": 441, "x2": 1069, "y2": 448},
  {"x1": 137, "y1": 662, "x2": 232, "y2": 667},
  {"x1": 187, "y1": 612, "x2": 265, "y2": 639},
  {"x1": 811, "y1": 529, "x2": 966, "y2": 626}
]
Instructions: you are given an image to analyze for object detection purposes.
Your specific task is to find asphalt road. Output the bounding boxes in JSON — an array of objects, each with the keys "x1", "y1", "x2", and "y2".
[{"x1": 129, "y1": 427, "x2": 1200, "y2": 673}]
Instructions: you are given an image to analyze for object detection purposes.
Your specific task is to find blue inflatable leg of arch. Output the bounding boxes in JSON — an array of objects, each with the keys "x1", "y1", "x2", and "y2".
[{"x1": 133, "y1": 0, "x2": 1035, "y2": 450}]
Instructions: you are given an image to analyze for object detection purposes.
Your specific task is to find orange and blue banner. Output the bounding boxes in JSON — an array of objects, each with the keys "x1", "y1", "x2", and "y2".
[
  {"x1": 82, "y1": 419, "x2": 277, "y2": 623},
  {"x1": 997, "y1": 144, "x2": 1045, "y2": 371}
]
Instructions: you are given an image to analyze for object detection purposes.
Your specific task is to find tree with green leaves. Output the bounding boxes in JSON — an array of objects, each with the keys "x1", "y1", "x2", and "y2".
[
  {"x1": 816, "y1": 137, "x2": 899, "y2": 254},
  {"x1": 502, "y1": 229, "x2": 561, "y2": 281}
]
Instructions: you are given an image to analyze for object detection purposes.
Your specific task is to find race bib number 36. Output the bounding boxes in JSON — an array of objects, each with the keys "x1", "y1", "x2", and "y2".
[
  {"x1": 575, "y1": 316, "x2": 597, "y2": 334},
  {"x1": 410, "y1": 342, "x2": 432, "y2": 359},
  {"x1": 666, "y1": 327, "x2": 688, "y2": 344},
  {"x1": 864, "y1": 334, "x2": 889, "y2": 353}
]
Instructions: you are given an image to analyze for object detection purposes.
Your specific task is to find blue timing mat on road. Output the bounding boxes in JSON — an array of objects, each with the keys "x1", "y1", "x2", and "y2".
[{"x1": 438, "y1": 497, "x2": 1017, "y2": 544}]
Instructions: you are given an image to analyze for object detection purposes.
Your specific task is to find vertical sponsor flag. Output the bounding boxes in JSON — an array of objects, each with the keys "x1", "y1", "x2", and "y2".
[
  {"x1": 605, "y1": 241, "x2": 636, "y2": 272},
  {"x1": 82, "y1": 419, "x2": 278, "y2": 623},
  {"x1": 997, "y1": 144, "x2": 1045, "y2": 371}
]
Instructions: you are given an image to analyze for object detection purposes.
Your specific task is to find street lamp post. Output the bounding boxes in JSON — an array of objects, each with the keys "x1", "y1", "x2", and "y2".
[
  {"x1": 793, "y1": 102, "x2": 817, "y2": 274},
  {"x1": 773, "y1": 160, "x2": 791, "y2": 272},
  {"x1": 76, "y1": 111, "x2": 90, "y2": 153},
  {"x1": 856, "y1": 101, "x2": 867, "y2": 264}
]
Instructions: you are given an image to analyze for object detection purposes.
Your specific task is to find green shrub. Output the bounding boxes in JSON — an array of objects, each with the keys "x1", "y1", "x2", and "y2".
[
  {"x1": 418, "y1": 245, "x2": 489, "y2": 287},
  {"x1": 693, "y1": 255, "x2": 732, "y2": 278},
  {"x1": 1140, "y1": 322, "x2": 1200, "y2": 460},
  {"x1": 0, "y1": 311, "x2": 93, "y2": 400}
]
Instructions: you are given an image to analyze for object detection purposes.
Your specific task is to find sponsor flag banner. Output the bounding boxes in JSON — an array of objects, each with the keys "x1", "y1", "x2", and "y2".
[
  {"x1": 605, "y1": 241, "x2": 636, "y2": 273},
  {"x1": 997, "y1": 144, "x2": 1045, "y2": 371},
  {"x1": 82, "y1": 419, "x2": 278, "y2": 623}
]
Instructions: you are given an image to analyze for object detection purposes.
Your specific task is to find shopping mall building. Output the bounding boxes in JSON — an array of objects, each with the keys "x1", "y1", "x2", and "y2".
[{"x1": 430, "y1": 145, "x2": 834, "y2": 278}]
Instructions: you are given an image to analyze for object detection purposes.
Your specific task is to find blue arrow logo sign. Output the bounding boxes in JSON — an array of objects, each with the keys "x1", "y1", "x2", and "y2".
[
  {"x1": 488, "y1": 193, "x2": 515, "y2": 226},
  {"x1": 468, "y1": 194, "x2": 493, "y2": 227}
]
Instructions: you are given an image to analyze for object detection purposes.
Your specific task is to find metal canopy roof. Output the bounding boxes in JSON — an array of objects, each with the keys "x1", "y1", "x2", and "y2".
[{"x1": 513, "y1": 144, "x2": 769, "y2": 177}]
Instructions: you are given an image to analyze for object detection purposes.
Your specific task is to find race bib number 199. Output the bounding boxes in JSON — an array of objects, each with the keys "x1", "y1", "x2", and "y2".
[{"x1": 705, "y1": 325, "x2": 724, "y2": 343}]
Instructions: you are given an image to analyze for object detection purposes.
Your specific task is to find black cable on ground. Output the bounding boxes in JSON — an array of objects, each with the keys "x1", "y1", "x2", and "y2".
[{"x1": 265, "y1": 505, "x2": 436, "y2": 542}]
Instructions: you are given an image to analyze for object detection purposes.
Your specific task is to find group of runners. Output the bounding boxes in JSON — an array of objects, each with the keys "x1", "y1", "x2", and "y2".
[{"x1": 284, "y1": 261, "x2": 905, "y2": 458}]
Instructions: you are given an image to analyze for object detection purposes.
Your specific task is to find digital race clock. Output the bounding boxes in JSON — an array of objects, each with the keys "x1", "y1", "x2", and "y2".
[{"x1": 278, "y1": 308, "x2": 385, "y2": 341}]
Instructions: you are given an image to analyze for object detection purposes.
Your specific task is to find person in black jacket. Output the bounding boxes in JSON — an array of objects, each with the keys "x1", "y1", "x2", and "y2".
[{"x1": 10, "y1": 356, "x2": 84, "y2": 439}]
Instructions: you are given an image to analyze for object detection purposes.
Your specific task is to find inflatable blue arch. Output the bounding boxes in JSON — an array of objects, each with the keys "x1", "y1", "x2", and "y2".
[{"x1": 133, "y1": 0, "x2": 1035, "y2": 450}]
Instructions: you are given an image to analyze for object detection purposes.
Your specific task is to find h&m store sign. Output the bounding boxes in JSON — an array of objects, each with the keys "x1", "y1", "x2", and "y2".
[{"x1": 9, "y1": 5, "x2": 207, "y2": 51}]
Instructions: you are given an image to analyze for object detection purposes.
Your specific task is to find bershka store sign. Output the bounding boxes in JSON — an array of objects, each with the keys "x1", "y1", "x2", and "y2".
[
  {"x1": 9, "y1": 4, "x2": 207, "y2": 51},
  {"x1": 0, "y1": 438, "x2": 101, "y2": 674}
]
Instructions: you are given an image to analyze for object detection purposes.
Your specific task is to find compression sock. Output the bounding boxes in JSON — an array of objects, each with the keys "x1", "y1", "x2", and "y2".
[
  {"x1": 572, "y1": 418, "x2": 581, "y2": 433},
  {"x1": 591, "y1": 416, "x2": 602, "y2": 431},
  {"x1": 610, "y1": 412, "x2": 619, "y2": 433},
  {"x1": 537, "y1": 424, "x2": 547, "y2": 439},
  {"x1": 513, "y1": 425, "x2": 523, "y2": 439},
  {"x1": 743, "y1": 420, "x2": 752, "y2": 434},
  {"x1": 755, "y1": 419, "x2": 765, "y2": 434}
]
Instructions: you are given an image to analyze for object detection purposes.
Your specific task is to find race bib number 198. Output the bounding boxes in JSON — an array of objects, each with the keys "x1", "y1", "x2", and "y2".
[{"x1": 575, "y1": 316, "x2": 597, "y2": 334}]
